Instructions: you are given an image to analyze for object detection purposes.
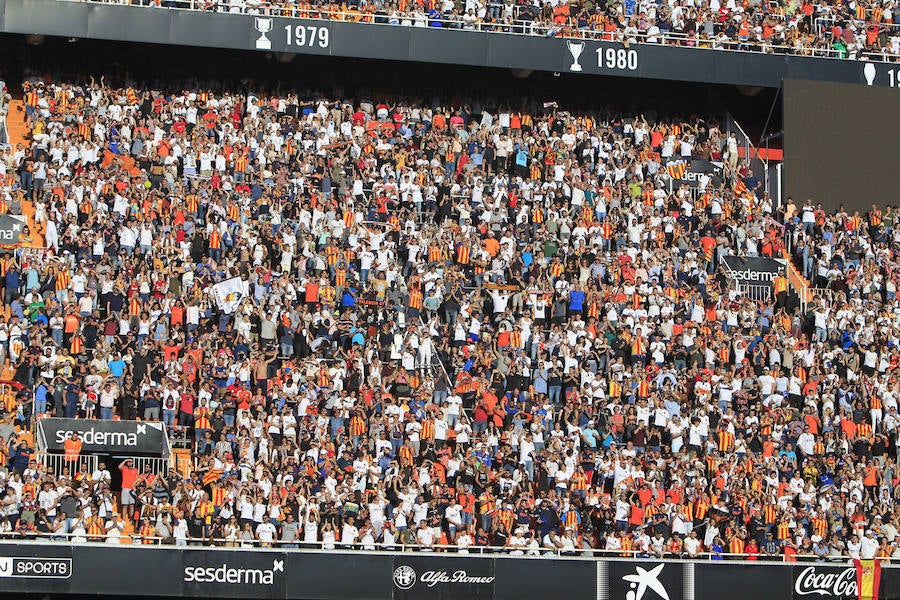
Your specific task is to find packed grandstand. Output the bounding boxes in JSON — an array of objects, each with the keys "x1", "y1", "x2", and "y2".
[
  {"x1": 62, "y1": 0, "x2": 900, "y2": 61},
  {"x1": 0, "y1": 55, "x2": 894, "y2": 565}
]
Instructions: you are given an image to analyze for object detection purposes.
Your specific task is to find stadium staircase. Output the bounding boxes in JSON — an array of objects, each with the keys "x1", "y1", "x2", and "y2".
[
  {"x1": 4, "y1": 100, "x2": 28, "y2": 149},
  {"x1": 782, "y1": 250, "x2": 810, "y2": 311},
  {"x1": 5, "y1": 99, "x2": 45, "y2": 246}
]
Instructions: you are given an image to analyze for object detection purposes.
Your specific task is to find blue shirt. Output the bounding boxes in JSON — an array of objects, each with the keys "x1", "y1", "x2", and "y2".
[
  {"x1": 5, "y1": 270, "x2": 19, "y2": 291},
  {"x1": 569, "y1": 290, "x2": 585, "y2": 311},
  {"x1": 109, "y1": 359, "x2": 126, "y2": 377}
]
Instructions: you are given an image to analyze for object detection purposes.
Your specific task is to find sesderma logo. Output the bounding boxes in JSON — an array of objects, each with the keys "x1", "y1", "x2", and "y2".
[
  {"x1": 0, "y1": 557, "x2": 72, "y2": 578},
  {"x1": 184, "y1": 559, "x2": 283, "y2": 585},
  {"x1": 55, "y1": 428, "x2": 142, "y2": 446},
  {"x1": 728, "y1": 267, "x2": 778, "y2": 283}
]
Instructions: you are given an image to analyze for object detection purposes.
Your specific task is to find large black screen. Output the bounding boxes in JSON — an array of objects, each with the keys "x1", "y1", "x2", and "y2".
[{"x1": 784, "y1": 78, "x2": 900, "y2": 213}]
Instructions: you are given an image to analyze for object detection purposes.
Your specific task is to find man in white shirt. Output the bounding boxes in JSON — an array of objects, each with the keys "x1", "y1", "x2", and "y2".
[
  {"x1": 92, "y1": 462, "x2": 112, "y2": 489},
  {"x1": 683, "y1": 530, "x2": 702, "y2": 557},
  {"x1": 444, "y1": 502, "x2": 463, "y2": 540},
  {"x1": 340, "y1": 517, "x2": 359, "y2": 548},
  {"x1": 416, "y1": 521, "x2": 434, "y2": 550},
  {"x1": 860, "y1": 530, "x2": 879, "y2": 559},
  {"x1": 256, "y1": 520, "x2": 277, "y2": 547},
  {"x1": 105, "y1": 512, "x2": 125, "y2": 544}
]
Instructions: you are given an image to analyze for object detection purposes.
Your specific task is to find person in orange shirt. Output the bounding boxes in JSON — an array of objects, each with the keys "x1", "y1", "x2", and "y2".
[{"x1": 119, "y1": 458, "x2": 139, "y2": 508}]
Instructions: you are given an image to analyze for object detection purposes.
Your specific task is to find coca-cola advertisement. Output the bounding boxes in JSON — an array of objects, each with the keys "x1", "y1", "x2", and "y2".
[
  {"x1": 793, "y1": 565, "x2": 858, "y2": 600},
  {"x1": 392, "y1": 556, "x2": 495, "y2": 600}
]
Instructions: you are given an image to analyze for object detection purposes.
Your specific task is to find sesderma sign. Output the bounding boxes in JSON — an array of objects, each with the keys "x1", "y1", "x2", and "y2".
[
  {"x1": 184, "y1": 559, "x2": 284, "y2": 585},
  {"x1": 721, "y1": 256, "x2": 786, "y2": 287},
  {"x1": 40, "y1": 418, "x2": 166, "y2": 455}
]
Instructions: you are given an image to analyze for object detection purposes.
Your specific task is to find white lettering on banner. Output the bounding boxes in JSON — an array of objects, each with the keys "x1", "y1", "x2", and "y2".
[
  {"x1": 183, "y1": 559, "x2": 283, "y2": 586},
  {"x1": 728, "y1": 268, "x2": 778, "y2": 283},
  {"x1": 596, "y1": 47, "x2": 639, "y2": 71},
  {"x1": 284, "y1": 24, "x2": 330, "y2": 48},
  {"x1": 419, "y1": 570, "x2": 496, "y2": 587},
  {"x1": 0, "y1": 557, "x2": 72, "y2": 578},
  {"x1": 54, "y1": 428, "x2": 140, "y2": 447},
  {"x1": 393, "y1": 566, "x2": 494, "y2": 589},
  {"x1": 679, "y1": 171, "x2": 707, "y2": 182},
  {"x1": 794, "y1": 566, "x2": 858, "y2": 597}
]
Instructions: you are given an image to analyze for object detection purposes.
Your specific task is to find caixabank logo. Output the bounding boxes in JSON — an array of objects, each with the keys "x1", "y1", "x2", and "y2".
[
  {"x1": 0, "y1": 557, "x2": 72, "y2": 578},
  {"x1": 602, "y1": 562, "x2": 688, "y2": 600}
]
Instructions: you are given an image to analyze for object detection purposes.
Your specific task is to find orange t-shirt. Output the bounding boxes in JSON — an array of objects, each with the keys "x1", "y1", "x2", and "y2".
[{"x1": 121, "y1": 466, "x2": 139, "y2": 489}]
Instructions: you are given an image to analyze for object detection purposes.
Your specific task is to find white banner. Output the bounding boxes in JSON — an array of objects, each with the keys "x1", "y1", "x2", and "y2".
[{"x1": 210, "y1": 277, "x2": 247, "y2": 314}]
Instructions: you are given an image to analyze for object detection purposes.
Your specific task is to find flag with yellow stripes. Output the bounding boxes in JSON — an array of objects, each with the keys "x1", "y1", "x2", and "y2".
[
  {"x1": 855, "y1": 559, "x2": 881, "y2": 600},
  {"x1": 666, "y1": 162, "x2": 687, "y2": 180}
]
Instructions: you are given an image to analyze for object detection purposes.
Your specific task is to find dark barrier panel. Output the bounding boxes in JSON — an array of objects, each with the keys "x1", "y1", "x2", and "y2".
[
  {"x1": 392, "y1": 555, "x2": 495, "y2": 600},
  {"x1": 494, "y1": 556, "x2": 596, "y2": 600},
  {"x1": 72, "y1": 545, "x2": 182, "y2": 597},
  {"x1": 288, "y1": 552, "x2": 393, "y2": 600},
  {"x1": 783, "y1": 79, "x2": 900, "y2": 213},
  {"x1": 1, "y1": 0, "x2": 897, "y2": 89},
  {"x1": 39, "y1": 417, "x2": 168, "y2": 455},
  {"x1": 605, "y1": 560, "x2": 684, "y2": 600},
  {"x1": 696, "y1": 563, "x2": 791, "y2": 600},
  {"x1": 0, "y1": 542, "x2": 72, "y2": 595},
  {"x1": 882, "y1": 567, "x2": 900, "y2": 600}
]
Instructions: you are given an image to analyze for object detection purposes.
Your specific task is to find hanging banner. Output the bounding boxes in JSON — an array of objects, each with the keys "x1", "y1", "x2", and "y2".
[
  {"x1": 670, "y1": 159, "x2": 725, "y2": 189},
  {"x1": 0, "y1": 214, "x2": 24, "y2": 247},
  {"x1": 38, "y1": 417, "x2": 168, "y2": 456},
  {"x1": 721, "y1": 255, "x2": 787, "y2": 287}
]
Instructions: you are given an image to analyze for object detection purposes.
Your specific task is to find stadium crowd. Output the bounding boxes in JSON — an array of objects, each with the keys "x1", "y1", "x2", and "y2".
[
  {"x1": 70, "y1": 0, "x2": 900, "y2": 60},
  {"x1": 0, "y1": 72, "x2": 897, "y2": 562}
]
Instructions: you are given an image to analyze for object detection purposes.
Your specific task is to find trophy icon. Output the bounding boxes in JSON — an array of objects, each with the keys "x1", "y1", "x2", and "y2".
[
  {"x1": 567, "y1": 41, "x2": 585, "y2": 72},
  {"x1": 255, "y1": 17, "x2": 273, "y2": 50},
  {"x1": 864, "y1": 63, "x2": 876, "y2": 86}
]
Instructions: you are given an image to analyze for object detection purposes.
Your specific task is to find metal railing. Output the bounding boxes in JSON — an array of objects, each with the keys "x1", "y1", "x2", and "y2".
[
  {"x1": 799, "y1": 286, "x2": 834, "y2": 311},
  {"x1": 730, "y1": 281, "x2": 773, "y2": 303},
  {"x1": 0, "y1": 533, "x2": 882, "y2": 563},
  {"x1": 54, "y1": 0, "x2": 900, "y2": 63},
  {"x1": 35, "y1": 452, "x2": 100, "y2": 477},
  {"x1": 126, "y1": 455, "x2": 174, "y2": 474},
  {"x1": 35, "y1": 453, "x2": 173, "y2": 477}
]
